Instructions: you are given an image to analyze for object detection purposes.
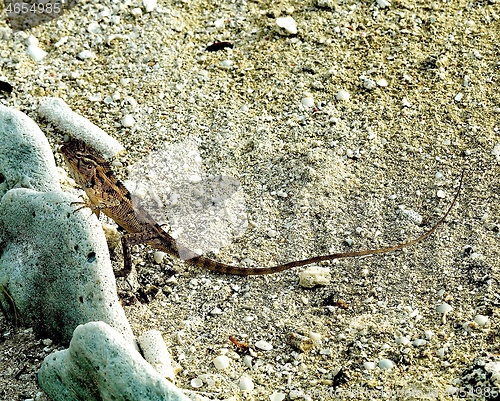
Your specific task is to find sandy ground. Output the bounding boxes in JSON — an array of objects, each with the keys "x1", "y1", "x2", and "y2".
[{"x1": 0, "y1": 0, "x2": 499, "y2": 400}]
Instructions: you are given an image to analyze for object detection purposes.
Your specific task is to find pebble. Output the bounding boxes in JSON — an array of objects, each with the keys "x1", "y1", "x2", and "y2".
[
  {"x1": 190, "y1": 377, "x2": 203, "y2": 388},
  {"x1": 276, "y1": 16, "x2": 298, "y2": 35},
  {"x1": 26, "y1": 45, "x2": 47, "y2": 62},
  {"x1": 413, "y1": 339, "x2": 427, "y2": 347},
  {"x1": 363, "y1": 361, "x2": 376, "y2": 370},
  {"x1": 379, "y1": 359, "x2": 394, "y2": 370},
  {"x1": 309, "y1": 331, "x2": 322, "y2": 344},
  {"x1": 78, "y1": 50, "x2": 95, "y2": 60},
  {"x1": 121, "y1": 114, "x2": 135, "y2": 128},
  {"x1": 377, "y1": 0, "x2": 391, "y2": 7},
  {"x1": 288, "y1": 332, "x2": 314, "y2": 352},
  {"x1": 377, "y1": 78, "x2": 389, "y2": 87},
  {"x1": 301, "y1": 97, "x2": 315, "y2": 107},
  {"x1": 398, "y1": 205, "x2": 423, "y2": 225},
  {"x1": 474, "y1": 315, "x2": 489, "y2": 327},
  {"x1": 255, "y1": 340, "x2": 273, "y2": 351},
  {"x1": 436, "y1": 189, "x2": 446, "y2": 198},
  {"x1": 153, "y1": 251, "x2": 165, "y2": 264},
  {"x1": 239, "y1": 376, "x2": 254, "y2": 391},
  {"x1": 213, "y1": 355, "x2": 230, "y2": 370},
  {"x1": 437, "y1": 303, "x2": 452, "y2": 313},
  {"x1": 243, "y1": 355, "x2": 253, "y2": 368},
  {"x1": 336, "y1": 90, "x2": 350, "y2": 101},
  {"x1": 270, "y1": 392, "x2": 286, "y2": 401},
  {"x1": 143, "y1": 0, "x2": 157, "y2": 12},
  {"x1": 454, "y1": 92, "x2": 463, "y2": 102},
  {"x1": 299, "y1": 266, "x2": 331, "y2": 288}
]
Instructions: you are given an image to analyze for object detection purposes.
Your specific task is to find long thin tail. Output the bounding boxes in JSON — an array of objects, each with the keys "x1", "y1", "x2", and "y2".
[{"x1": 188, "y1": 170, "x2": 465, "y2": 275}]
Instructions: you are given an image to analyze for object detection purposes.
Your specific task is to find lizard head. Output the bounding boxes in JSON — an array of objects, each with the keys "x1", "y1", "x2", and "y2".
[{"x1": 60, "y1": 139, "x2": 106, "y2": 185}]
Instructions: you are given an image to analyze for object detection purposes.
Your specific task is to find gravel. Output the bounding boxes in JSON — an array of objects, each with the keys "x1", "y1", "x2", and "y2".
[{"x1": 1, "y1": 0, "x2": 499, "y2": 400}]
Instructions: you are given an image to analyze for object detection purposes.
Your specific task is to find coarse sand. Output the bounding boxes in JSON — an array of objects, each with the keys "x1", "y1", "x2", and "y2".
[{"x1": 0, "y1": 0, "x2": 499, "y2": 400}]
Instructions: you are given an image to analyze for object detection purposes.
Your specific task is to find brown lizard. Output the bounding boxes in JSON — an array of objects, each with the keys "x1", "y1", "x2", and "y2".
[{"x1": 60, "y1": 138, "x2": 464, "y2": 277}]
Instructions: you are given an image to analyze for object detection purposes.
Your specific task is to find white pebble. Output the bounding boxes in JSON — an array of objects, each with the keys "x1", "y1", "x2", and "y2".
[
  {"x1": 213, "y1": 355, "x2": 230, "y2": 370},
  {"x1": 299, "y1": 266, "x2": 331, "y2": 288},
  {"x1": 362, "y1": 78, "x2": 376, "y2": 90},
  {"x1": 301, "y1": 97, "x2": 315, "y2": 107},
  {"x1": 377, "y1": 78, "x2": 388, "y2": 87},
  {"x1": 474, "y1": 315, "x2": 489, "y2": 327},
  {"x1": 436, "y1": 189, "x2": 446, "y2": 198},
  {"x1": 276, "y1": 16, "x2": 298, "y2": 35},
  {"x1": 221, "y1": 59, "x2": 233, "y2": 68},
  {"x1": 425, "y1": 330, "x2": 434, "y2": 340},
  {"x1": 78, "y1": 50, "x2": 95, "y2": 60},
  {"x1": 255, "y1": 340, "x2": 273, "y2": 351},
  {"x1": 336, "y1": 90, "x2": 350, "y2": 101},
  {"x1": 87, "y1": 22, "x2": 101, "y2": 34},
  {"x1": 377, "y1": 0, "x2": 391, "y2": 7},
  {"x1": 270, "y1": 391, "x2": 286, "y2": 401},
  {"x1": 26, "y1": 45, "x2": 47, "y2": 62},
  {"x1": 454, "y1": 92, "x2": 463, "y2": 102},
  {"x1": 239, "y1": 376, "x2": 254, "y2": 391},
  {"x1": 413, "y1": 339, "x2": 427, "y2": 347},
  {"x1": 437, "y1": 303, "x2": 453, "y2": 314},
  {"x1": 364, "y1": 361, "x2": 376, "y2": 370},
  {"x1": 214, "y1": 18, "x2": 225, "y2": 29},
  {"x1": 190, "y1": 377, "x2": 203, "y2": 388},
  {"x1": 143, "y1": 0, "x2": 157, "y2": 12},
  {"x1": 243, "y1": 355, "x2": 253, "y2": 368},
  {"x1": 379, "y1": 359, "x2": 394, "y2": 370},
  {"x1": 25, "y1": 35, "x2": 39, "y2": 46},
  {"x1": 121, "y1": 114, "x2": 135, "y2": 128},
  {"x1": 309, "y1": 331, "x2": 322, "y2": 344},
  {"x1": 398, "y1": 205, "x2": 423, "y2": 225},
  {"x1": 153, "y1": 251, "x2": 165, "y2": 264}
]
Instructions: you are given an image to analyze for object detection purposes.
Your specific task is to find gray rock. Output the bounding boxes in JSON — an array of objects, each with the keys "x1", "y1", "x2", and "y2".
[
  {"x1": 39, "y1": 322, "x2": 190, "y2": 401},
  {"x1": 0, "y1": 188, "x2": 134, "y2": 345},
  {"x1": 38, "y1": 97, "x2": 125, "y2": 159},
  {"x1": 0, "y1": 105, "x2": 59, "y2": 198}
]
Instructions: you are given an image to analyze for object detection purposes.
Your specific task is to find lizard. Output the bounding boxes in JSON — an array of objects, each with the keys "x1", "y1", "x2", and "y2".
[{"x1": 60, "y1": 138, "x2": 465, "y2": 277}]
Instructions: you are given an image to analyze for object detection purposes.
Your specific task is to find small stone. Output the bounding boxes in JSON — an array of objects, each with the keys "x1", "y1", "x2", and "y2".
[
  {"x1": 255, "y1": 340, "x2": 273, "y2": 351},
  {"x1": 379, "y1": 359, "x2": 394, "y2": 369},
  {"x1": 309, "y1": 331, "x2": 322, "y2": 344},
  {"x1": 299, "y1": 266, "x2": 331, "y2": 288},
  {"x1": 122, "y1": 115, "x2": 135, "y2": 128},
  {"x1": 363, "y1": 361, "x2": 376, "y2": 370},
  {"x1": 26, "y1": 45, "x2": 47, "y2": 62},
  {"x1": 398, "y1": 205, "x2": 423, "y2": 225},
  {"x1": 413, "y1": 339, "x2": 427, "y2": 347},
  {"x1": 154, "y1": 251, "x2": 165, "y2": 264},
  {"x1": 454, "y1": 92, "x2": 463, "y2": 102},
  {"x1": 336, "y1": 90, "x2": 350, "y2": 101},
  {"x1": 377, "y1": 78, "x2": 388, "y2": 87},
  {"x1": 301, "y1": 97, "x2": 315, "y2": 107},
  {"x1": 377, "y1": 0, "x2": 391, "y2": 7},
  {"x1": 270, "y1": 391, "x2": 286, "y2": 401},
  {"x1": 78, "y1": 50, "x2": 95, "y2": 60},
  {"x1": 213, "y1": 355, "x2": 230, "y2": 370},
  {"x1": 276, "y1": 16, "x2": 298, "y2": 35},
  {"x1": 436, "y1": 189, "x2": 446, "y2": 198},
  {"x1": 143, "y1": 0, "x2": 157, "y2": 12},
  {"x1": 221, "y1": 59, "x2": 233, "y2": 68},
  {"x1": 474, "y1": 315, "x2": 489, "y2": 327},
  {"x1": 437, "y1": 303, "x2": 453, "y2": 314},
  {"x1": 190, "y1": 377, "x2": 203, "y2": 388},
  {"x1": 288, "y1": 332, "x2": 314, "y2": 352},
  {"x1": 239, "y1": 376, "x2": 254, "y2": 391},
  {"x1": 243, "y1": 355, "x2": 253, "y2": 368}
]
